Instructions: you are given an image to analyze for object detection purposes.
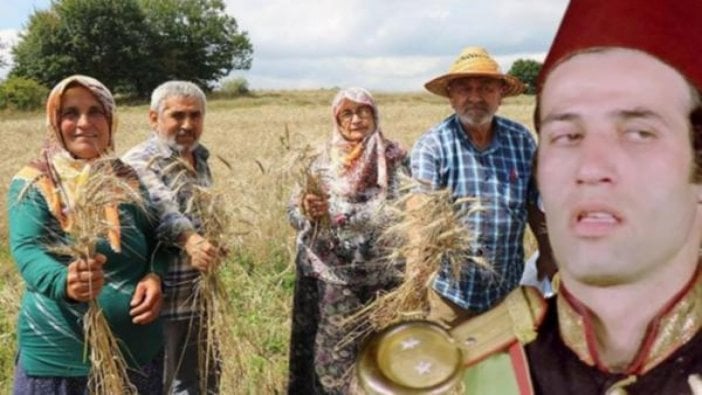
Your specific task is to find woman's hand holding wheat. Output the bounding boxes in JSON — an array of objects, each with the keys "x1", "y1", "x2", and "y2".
[
  {"x1": 302, "y1": 193, "x2": 328, "y2": 221},
  {"x1": 66, "y1": 254, "x2": 107, "y2": 302}
]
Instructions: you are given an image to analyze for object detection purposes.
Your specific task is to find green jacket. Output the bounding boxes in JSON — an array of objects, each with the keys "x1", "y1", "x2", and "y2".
[{"x1": 7, "y1": 177, "x2": 167, "y2": 377}]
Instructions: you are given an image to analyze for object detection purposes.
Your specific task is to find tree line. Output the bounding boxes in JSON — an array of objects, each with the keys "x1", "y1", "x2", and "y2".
[
  {"x1": 0, "y1": 0, "x2": 543, "y2": 110},
  {"x1": 7, "y1": 0, "x2": 253, "y2": 99}
]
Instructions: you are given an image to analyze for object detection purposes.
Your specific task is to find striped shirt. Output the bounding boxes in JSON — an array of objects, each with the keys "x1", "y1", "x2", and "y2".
[
  {"x1": 123, "y1": 135, "x2": 212, "y2": 321},
  {"x1": 411, "y1": 114, "x2": 538, "y2": 313}
]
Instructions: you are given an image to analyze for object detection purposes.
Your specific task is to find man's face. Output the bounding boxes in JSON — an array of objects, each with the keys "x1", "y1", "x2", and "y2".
[
  {"x1": 149, "y1": 95, "x2": 204, "y2": 152},
  {"x1": 537, "y1": 48, "x2": 702, "y2": 288},
  {"x1": 447, "y1": 77, "x2": 504, "y2": 129}
]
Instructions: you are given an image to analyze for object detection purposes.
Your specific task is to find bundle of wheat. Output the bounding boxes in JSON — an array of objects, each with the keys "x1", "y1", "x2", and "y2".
[
  {"x1": 341, "y1": 178, "x2": 486, "y2": 346},
  {"x1": 48, "y1": 159, "x2": 144, "y2": 395},
  {"x1": 161, "y1": 156, "x2": 255, "y2": 394},
  {"x1": 289, "y1": 143, "x2": 331, "y2": 236}
]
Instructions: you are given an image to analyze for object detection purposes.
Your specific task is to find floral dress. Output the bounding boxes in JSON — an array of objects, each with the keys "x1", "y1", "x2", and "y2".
[{"x1": 287, "y1": 137, "x2": 407, "y2": 394}]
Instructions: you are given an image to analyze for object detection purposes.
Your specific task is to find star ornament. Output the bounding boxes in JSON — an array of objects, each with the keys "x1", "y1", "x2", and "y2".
[
  {"x1": 400, "y1": 337, "x2": 420, "y2": 350},
  {"x1": 415, "y1": 360, "x2": 433, "y2": 375}
]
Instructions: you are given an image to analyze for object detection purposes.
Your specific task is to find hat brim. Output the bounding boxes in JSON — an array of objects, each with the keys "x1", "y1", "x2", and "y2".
[{"x1": 424, "y1": 72, "x2": 525, "y2": 98}]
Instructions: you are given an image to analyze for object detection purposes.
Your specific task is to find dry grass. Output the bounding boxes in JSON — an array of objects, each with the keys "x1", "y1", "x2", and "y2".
[{"x1": 0, "y1": 90, "x2": 537, "y2": 393}]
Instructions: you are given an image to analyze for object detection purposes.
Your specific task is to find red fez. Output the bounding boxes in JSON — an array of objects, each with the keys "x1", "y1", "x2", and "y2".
[{"x1": 538, "y1": 0, "x2": 702, "y2": 93}]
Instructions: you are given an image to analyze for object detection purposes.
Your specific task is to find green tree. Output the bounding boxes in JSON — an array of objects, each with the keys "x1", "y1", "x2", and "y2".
[
  {"x1": 10, "y1": 11, "x2": 69, "y2": 86},
  {"x1": 10, "y1": 0, "x2": 252, "y2": 98},
  {"x1": 0, "y1": 77, "x2": 49, "y2": 111},
  {"x1": 11, "y1": 0, "x2": 154, "y2": 96},
  {"x1": 508, "y1": 59, "x2": 542, "y2": 95},
  {"x1": 139, "y1": 0, "x2": 253, "y2": 90}
]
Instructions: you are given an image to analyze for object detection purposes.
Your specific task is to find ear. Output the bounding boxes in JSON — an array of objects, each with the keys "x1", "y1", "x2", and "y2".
[{"x1": 148, "y1": 109, "x2": 159, "y2": 130}]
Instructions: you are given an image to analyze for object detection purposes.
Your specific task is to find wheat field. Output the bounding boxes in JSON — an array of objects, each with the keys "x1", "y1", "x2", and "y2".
[{"x1": 0, "y1": 90, "x2": 536, "y2": 393}]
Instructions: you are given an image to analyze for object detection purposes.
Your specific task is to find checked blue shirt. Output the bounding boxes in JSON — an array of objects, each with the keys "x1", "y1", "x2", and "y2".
[{"x1": 411, "y1": 114, "x2": 538, "y2": 313}]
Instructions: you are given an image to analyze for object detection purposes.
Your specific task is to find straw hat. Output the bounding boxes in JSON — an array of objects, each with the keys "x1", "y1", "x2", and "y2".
[
  {"x1": 537, "y1": 0, "x2": 702, "y2": 94},
  {"x1": 425, "y1": 47, "x2": 525, "y2": 98}
]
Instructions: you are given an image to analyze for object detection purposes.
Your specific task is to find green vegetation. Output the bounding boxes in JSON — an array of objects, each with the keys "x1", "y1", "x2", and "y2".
[
  {"x1": 215, "y1": 77, "x2": 251, "y2": 98},
  {"x1": 10, "y1": 0, "x2": 252, "y2": 98},
  {"x1": 0, "y1": 77, "x2": 49, "y2": 111},
  {"x1": 508, "y1": 58, "x2": 543, "y2": 95}
]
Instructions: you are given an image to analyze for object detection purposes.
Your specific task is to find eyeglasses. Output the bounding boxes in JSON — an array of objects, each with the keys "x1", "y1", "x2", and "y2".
[{"x1": 338, "y1": 106, "x2": 374, "y2": 123}]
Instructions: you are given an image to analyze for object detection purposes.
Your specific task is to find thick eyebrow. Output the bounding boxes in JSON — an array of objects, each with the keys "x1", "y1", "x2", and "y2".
[
  {"x1": 539, "y1": 112, "x2": 580, "y2": 128},
  {"x1": 612, "y1": 107, "x2": 665, "y2": 123},
  {"x1": 540, "y1": 107, "x2": 667, "y2": 128}
]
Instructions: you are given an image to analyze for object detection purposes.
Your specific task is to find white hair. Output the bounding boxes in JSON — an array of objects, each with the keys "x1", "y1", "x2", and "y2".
[{"x1": 150, "y1": 80, "x2": 207, "y2": 115}]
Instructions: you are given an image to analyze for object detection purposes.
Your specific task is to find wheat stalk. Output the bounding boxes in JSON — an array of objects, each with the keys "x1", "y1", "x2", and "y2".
[
  {"x1": 50, "y1": 158, "x2": 144, "y2": 395},
  {"x1": 289, "y1": 143, "x2": 331, "y2": 237},
  {"x1": 340, "y1": 177, "x2": 486, "y2": 348},
  {"x1": 161, "y1": 156, "x2": 252, "y2": 394}
]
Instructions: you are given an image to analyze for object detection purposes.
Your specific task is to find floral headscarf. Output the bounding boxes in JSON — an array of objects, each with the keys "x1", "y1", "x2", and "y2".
[
  {"x1": 29, "y1": 75, "x2": 116, "y2": 173},
  {"x1": 19, "y1": 75, "x2": 125, "y2": 251},
  {"x1": 327, "y1": 87, "x2": 406, "y2": 198}
]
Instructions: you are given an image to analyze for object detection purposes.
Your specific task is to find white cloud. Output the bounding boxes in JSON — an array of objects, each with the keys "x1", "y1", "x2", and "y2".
[
  {"x1": 239, "y1": 55, "x2": 446, "y2": 91},
  {"x1": 0, "y1": 0, "x2": 567, "y2": 89},
  {"x1": 226, "y1": 0, "x2": 568, "y2": 90},
  {"x1": 0, "y1": 29, "x2": 20, "y2": 79}
]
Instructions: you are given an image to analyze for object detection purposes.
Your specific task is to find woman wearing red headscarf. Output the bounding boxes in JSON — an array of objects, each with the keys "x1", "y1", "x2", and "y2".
[{"x1": 287, "y1": 87, "x2": 407, "y2": 394}]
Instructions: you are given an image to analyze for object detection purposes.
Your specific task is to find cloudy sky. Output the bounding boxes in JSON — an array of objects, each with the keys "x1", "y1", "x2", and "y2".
[{"x1": 0, "y1": 0, "x2": 569, "y2": 91}]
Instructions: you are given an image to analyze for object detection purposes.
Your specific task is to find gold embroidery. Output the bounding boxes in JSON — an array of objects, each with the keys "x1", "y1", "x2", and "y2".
[
  {"x1": 557, "y1": 294, "x2": 595, "y2": 366},
  {"x1": 605, "y1": 375, "x2": 637, "y2": 395},
  {"x1": 557, "y1": 271, "x2": 702, "y2": 374},
  {"x1": 642, "y1": 273, "x2": 702, "y2": 373}
]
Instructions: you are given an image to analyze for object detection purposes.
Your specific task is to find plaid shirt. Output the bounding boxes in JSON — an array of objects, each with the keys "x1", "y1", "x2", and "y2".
[
  {"x1": 123, "y1": 135, "x2": 212, "y2": 321},
  {"x1": 411, "y1": 114, "x2": 538, "y2": 313}
]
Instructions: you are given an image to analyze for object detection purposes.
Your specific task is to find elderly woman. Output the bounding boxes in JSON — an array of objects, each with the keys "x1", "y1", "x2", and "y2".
[
  {"x1": 287, "y1": 87, "x2": 407, "y2": 394},
  {"x1": 7, "y1": 75, "x2": 165, "y2": 394}
]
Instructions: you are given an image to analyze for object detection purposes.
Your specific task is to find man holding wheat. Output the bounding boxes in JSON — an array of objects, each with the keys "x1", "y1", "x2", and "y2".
[
  {"x1": 123, "y1": 81, "x2": 220, "y2": 394},
  {"x1": 409, "y1": 47, "x2": 554, "y2": 326}
]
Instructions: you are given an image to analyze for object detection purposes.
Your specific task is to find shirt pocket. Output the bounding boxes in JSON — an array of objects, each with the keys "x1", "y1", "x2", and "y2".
[{"x1": 498, "y1": 164, "x2": 530, "y2": 216}]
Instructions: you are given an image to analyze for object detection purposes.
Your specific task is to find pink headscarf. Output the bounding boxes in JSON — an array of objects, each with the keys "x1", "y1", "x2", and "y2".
[{"x1": 327, "y1": 87, "x2": 405, "y2": 198}]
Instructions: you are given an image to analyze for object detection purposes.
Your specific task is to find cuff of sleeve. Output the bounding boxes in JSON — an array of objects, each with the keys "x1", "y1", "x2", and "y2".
[
  {"x1": 55, "y1": 269, "x2": 71, "y2": 302},
  {"x1": 156, "y1": 217, "x2": 195, "y2": 247}
]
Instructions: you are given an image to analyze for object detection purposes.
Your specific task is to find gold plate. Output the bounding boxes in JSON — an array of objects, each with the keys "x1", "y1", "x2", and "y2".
[{"x1": 357, "y1": 321, "x2": 463, "y2": 394}]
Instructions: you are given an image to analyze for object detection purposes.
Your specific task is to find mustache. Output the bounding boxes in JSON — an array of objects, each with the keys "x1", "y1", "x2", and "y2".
[{"x1": 463, "y1": 103, "x2": 489, "y2": 111}]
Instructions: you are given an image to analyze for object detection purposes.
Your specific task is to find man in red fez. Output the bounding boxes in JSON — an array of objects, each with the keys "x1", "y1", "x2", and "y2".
[
  {"x1": 358, "y1": 0, "x2": 702, "y2": 393},
  {"x1": 465, "y1": 0, "x2": 702, "y2": 392},
  {"x1": 525, "y1": 0, "x2": 702, "y2": 391}
]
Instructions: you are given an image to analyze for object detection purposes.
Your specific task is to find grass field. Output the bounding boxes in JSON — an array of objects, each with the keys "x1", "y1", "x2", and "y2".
[{"x1": 0, "y1": 90, "x2": 537, "y2": 393}]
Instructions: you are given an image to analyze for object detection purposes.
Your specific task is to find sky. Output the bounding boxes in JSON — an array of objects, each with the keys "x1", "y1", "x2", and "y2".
[{"x1": 0, "y1": 0, "x2": 569, "y2": 92}]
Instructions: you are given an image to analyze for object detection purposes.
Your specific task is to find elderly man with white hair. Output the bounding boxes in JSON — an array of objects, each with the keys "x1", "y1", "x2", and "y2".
[{"x1": 123, "y1": 80, "x2": 220, "y2": 394}]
